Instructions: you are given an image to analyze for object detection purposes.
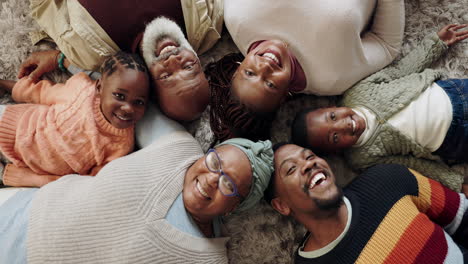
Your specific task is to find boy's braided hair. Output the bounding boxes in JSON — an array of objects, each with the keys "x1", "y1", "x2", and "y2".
[
  {"x1": 207, "y1": 53, "x2": 276, "y2": 143},
  {"x1": 101, "y1": 51, "x2": 148, "y2": 77}
]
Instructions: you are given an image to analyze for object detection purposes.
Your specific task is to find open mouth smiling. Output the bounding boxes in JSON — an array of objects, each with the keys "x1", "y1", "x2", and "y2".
[
  {"x1": 114, "y1": 113, "x2": 133, "y2": 122},
  {"x1": 257, "y1": 49, "x2": 282, "y2": 68},
  {"x1": 196, "y1": 179, "x2": 211, "y2": 200},
  {"x1": 307, "y1": 170, "x2": 328, "y2": 190}
]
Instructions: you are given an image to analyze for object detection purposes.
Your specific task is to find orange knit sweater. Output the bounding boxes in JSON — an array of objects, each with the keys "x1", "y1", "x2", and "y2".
[{"x1": 0, "y1": 73, "x2": 134, "y2": 186}]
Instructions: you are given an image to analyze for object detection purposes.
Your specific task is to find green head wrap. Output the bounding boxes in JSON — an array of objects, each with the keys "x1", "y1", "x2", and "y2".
[{"x1": 216, "y1": 138, "x2": 273, "y2": 212}]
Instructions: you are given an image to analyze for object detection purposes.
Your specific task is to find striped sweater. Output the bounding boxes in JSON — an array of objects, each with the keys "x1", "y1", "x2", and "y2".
[{"x1": 295, "y1": 164, "x2": 468, "y2": 264}]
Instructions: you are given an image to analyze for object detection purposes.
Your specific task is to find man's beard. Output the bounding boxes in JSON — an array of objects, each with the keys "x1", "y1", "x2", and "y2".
[
  {"x1": 301, "y1": 170, "x2": 344, "y2": 211},
  {"x1": 141, "y1": 16, "x2": 196, "y2": 67},
  {"x1": 312, "y1": 187, "x2": 343, "y2": 211}
]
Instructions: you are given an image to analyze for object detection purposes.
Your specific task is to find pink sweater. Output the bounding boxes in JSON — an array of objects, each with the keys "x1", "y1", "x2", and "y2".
[{"x1": 0, "y1": 73, "x2": 134, "y2": 186}]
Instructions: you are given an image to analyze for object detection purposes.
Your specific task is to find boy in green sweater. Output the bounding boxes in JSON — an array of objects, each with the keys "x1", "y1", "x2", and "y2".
[{"x1": 291, "y1": 24, "x2": 468, "y2": 194}]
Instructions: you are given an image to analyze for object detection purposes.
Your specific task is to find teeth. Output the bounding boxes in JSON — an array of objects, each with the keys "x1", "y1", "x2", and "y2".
[
  {"x1": 262, "y1": 52, "x2": 279, "y2": 64},
  {"x1": 196, "y1": 181, "x2": 209, "y2": 198},
  {"x1": 116, "y1": 114, "x2": 132, "y2": 121},
  {"x1": 309, "y1": 173, "x2": 326, "y2": 189},
  {"x1": 160, "y1": 45, "x2": 177, "y2": 55},
  {"x1": 351, "y1": 119, "x2": 356, "y2": 133}
]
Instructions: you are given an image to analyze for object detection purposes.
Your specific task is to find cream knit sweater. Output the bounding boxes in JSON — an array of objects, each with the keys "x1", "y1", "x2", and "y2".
[
  {"x1": 224, "y1": 0, "x2": 405, "y2": 95},
  {"x1": 27, "y1": 131, "x2": 229, "y2": 263}
]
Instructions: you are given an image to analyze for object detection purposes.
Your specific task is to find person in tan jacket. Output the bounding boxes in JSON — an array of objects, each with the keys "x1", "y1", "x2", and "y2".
[{"x1": 18, "y1": 0, "x2": 223, "y2": 121}]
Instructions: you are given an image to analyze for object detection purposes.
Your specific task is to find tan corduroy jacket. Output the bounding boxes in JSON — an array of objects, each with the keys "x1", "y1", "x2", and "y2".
[{"x1": 29, "y1": 0, "x2": 223, "y2": 70}]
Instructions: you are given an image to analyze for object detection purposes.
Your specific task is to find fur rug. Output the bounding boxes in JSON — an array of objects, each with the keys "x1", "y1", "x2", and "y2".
[{"x1": 0, "y1": 0, "x2": 467, "y2": 263}]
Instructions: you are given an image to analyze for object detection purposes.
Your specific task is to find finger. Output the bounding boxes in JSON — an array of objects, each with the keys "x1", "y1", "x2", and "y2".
[
  {"x1": 27, "y1": 68, "x2": 45, "y2": 82},
  {"x1": 17, "y1": 60, "x2": 33, "y2": 79},
  {"x1": 455, "y1": 30, "x2": 468, "y2": 38},
  {"x1": 457, "y1": 34, "x2": 468, "y2": 42},
  {"x1": 453, "y1": 24, "x2": 468, "y2": 31}
]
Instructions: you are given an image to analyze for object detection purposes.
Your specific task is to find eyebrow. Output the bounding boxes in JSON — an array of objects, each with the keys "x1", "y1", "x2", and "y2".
[
  {"x1": 117, "y1": 88, "x2": 128, "y2": 93},
  {"x1": 278, "y1": 148, "x2": 308, "y2": 175}
]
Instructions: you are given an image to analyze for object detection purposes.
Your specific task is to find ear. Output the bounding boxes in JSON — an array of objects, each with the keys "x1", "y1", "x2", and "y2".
[
  {"x1": 271, "y1": 197, "x2": 291, "y2": 216},
  {"x1": 95, "y1": 79, "x2": 102, "y2": 94}
]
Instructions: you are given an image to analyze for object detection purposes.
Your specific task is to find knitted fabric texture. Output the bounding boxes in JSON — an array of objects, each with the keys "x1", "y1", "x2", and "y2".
[
  {"x1": 27, "y1": 131, "x2": 229, "y2": 263},
  {"x1": 295, "y1": 164, "x2": 468, "y2": 264},
  {"x1": 339, "y1": 33, "x2": 463, "y2": 191},
  {"x1": 0, "y1": 73, "x2": 134, "y2": 186}
]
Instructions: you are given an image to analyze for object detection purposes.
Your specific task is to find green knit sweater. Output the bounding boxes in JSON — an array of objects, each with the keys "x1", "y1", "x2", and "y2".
[{"x1": 340, "y1": 32, "x2": 463, "y2": 191}]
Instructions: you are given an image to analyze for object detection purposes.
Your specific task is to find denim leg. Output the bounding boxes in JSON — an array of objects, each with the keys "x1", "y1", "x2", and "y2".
[{"x1": 435, "y1": 79, "x2": 468, "y2": 162}]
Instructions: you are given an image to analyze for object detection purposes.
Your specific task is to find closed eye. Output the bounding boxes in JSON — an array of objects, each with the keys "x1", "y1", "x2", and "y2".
[{"x1": 286, "y1": 165, "x2": 296, "y2": 176}]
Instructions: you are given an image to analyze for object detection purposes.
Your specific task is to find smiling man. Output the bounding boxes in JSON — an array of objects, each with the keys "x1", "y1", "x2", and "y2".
[
  {"x1": 140, "y1": 17, "x2": 210, "y2": 121},
  {"x1": 266, "y1": 143, "x2": 468, "y2": 263}
]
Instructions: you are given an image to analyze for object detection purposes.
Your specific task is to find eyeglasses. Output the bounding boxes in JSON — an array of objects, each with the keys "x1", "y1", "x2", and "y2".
[{"x1": 205, "y1": 149, "x2": 243, "y2": 199}]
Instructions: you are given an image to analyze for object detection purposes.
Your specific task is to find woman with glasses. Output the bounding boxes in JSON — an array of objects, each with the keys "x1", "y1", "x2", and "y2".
[{"x1": 0, "y1": 107, "x2": 273, "y2": 263}]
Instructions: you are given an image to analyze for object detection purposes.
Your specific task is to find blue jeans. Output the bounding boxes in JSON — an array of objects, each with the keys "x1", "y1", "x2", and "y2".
[{"x1": 435, "y1": 79, "x2": 468, "y2": 162}]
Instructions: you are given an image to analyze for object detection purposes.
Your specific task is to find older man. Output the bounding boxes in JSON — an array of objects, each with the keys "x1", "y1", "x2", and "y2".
[
  {"x1": 266, "y1": 143, "x2": 468, "y2": 263},
  {"x1": 18, "y1": 0, "x2": 221, "y2": 121}
]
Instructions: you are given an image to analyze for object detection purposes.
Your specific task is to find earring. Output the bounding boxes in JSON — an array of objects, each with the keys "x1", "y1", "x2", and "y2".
[{"x1": 235, "y1": 61, "x2": 241, "y2": 65}]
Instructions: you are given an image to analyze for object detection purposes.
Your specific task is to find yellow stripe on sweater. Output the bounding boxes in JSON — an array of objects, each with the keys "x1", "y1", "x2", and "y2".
[{"x1": 355, "y1": 196, "x2": 419, "y2": 264}]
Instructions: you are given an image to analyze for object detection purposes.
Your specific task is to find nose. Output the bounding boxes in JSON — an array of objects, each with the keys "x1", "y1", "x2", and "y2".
[
  {"x1": 300, "y1": 158, "x2": 316, "y2": 176},
  {"x1": 206, "y1": 171, "x2": 219, "y2": 188},
  {"x1": 255, "y1": 56, "x2": 274, "y2": 74},
  {"x1": 163, "y1": 53, "x2": 182, "y2": 69},
  {"x1": 334, "y1": 118, "x2": 350, "y2": 132},
  {"x1": 121, "y1": 103, "x2": 134, "y2": 114}
]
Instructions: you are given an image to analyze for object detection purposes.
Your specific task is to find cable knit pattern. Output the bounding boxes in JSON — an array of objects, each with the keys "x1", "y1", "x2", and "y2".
[
  {"x1": 0, "y1": 73, "x2": 134, "y2": 185},
  {"x1": 27, "y1": 131, "x2": 229, "y2": 263},
  {"x1": 339, "y1": 33, "x2": 463, "y2": 191}
]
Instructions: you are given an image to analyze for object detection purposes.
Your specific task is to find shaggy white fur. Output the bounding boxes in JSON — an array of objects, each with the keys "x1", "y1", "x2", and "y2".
[{"x1": 0, "y1": 0, "x2": 467, "y2": 263}]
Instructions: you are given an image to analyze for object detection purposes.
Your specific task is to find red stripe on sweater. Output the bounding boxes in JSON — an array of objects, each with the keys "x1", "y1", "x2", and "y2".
[
  {"x1": 413, "y1": 224, "x2": 447, "y2": 263},
  {"x1": 384, "y1": 214, "x2": 434, "y2": 263},
  {"x1": 427, "y1": 179, "x2": 460, "y2": 226}
]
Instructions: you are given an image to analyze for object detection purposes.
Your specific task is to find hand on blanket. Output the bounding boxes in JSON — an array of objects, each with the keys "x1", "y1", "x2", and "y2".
[
  {"x1": 17, "y1": 50, "x2": 61, "y2": 82},
  {"x1": 437, "y1": 24, "x2": 468, "y2": 46}
]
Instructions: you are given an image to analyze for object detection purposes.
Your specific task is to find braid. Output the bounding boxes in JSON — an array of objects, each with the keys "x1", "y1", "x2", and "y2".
[
  {"x1": 101, "y1": 51, "x2": 148, "y2": 77},
  {"x1": 207, "y1": 53, "x2": 276, "y2": 143}
]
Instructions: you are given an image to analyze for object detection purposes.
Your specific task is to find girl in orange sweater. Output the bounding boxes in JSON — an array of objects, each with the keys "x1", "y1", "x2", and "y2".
[{"x1": 0, "y1": 51, "x2": 150, "y2": 187}]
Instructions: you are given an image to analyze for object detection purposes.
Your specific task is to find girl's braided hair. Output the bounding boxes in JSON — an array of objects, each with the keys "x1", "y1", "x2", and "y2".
[{"x1": 207, "y1": 53, "x2": 276, "y2": 143}]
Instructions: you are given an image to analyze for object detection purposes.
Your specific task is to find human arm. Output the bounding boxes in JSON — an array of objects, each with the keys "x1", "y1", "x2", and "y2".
[
  {"x1": 362, "y1": 24, "x2": 468, "y2": 83},
  {"x1": 360, "y1": 0, "x2": 405, "y2": 66},
  {"x1": 407, "y1": 169, "x2": 468, "y2": 249},
  {"x1": 376, "y1": 155, "x2": 463, "y2": 192},
  {"x1": 17, "y1": 50, "x2": 72, "y2": 82},
  {"x1": 2, "y1": 164, "x2": 62, "y2": 187},
  {"x1": 362, "y1": 32, "x2": 448, "y2": 83},
  {"x1": 10, "y1": 77, "x2": 72, "y2": 105}
]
